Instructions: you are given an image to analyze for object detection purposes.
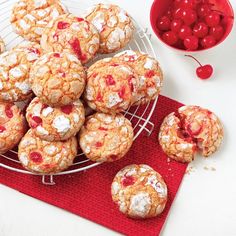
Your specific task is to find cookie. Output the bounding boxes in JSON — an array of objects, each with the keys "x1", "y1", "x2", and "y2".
[
  {"x1": 18, "y1": 129, "x2": 78, "y2": 174},
  {"x1": 0, "y1": 37, "x2": 5, "y2": 54},
  {"x1": 79, "y1": 113, "x2": 134, "y2": 162},
  {"x1": 111, "y1": 164, "x2": 168, "y2": 219},
  {"x1": 11, "y1": 0, "x2": 67, "y2": 42},
  {"x1": 0, "y1": 102, "x2": 26, "y2": 154},
  {"x1": 40, "y1": 14, "x2": 100, "y2": 64},
  {"x1": 84, "y1": 58, "x2": 138, "y2": 113},
  {"x1": 30, "y1": 52, "x2": 86, "y2": 107},
  {"x1": 114, "y1": 50, "x2": 163, "y2": 105},
  {"x1": 26, "y1": 97, "x2": 85, "y2": 141},
  {"x1": 159, "y1": 105, "x2": 224, "y2": 163},
  {"x1": 0, "y1": 43, "x2": 42, "y2": 102},
  {"x1": 83, "y1": 3, "x2": 135, "y2": 54}
]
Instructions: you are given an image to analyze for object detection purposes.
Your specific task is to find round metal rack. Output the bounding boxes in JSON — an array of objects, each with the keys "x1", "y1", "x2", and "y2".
[{"x1": 0, "y1": 0, "x2": 158, "y2": 185}]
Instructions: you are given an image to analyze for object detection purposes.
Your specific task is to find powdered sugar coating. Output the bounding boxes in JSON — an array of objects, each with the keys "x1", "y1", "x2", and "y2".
[
  {"x1": 159, "y1": 105, "x2": 224, "y2": 163},
  {"x1": 40, "y1": 13, "x2": 100, "y2": 64},
  {"x1": 83, "y1": 3, "x2": 135, "y2": 54},
  {"x1": 11, "y1": 0, "x2": 67, "y2": 42},
  {"x1": 26, "y1": 97, "x2": 85, "y2": 141},
  {"x1": 79, "y1": 112, "x2": 134, "y2": 162},
  {"x1": 0, "y1": 102, "x2": 26, "y2": 154},
  {"x1": 114, "y1": 50, "x2": 163, "y2": 105},
  {"x1": 0, "y1": 37, "x2": 5, "y2": 54},
  {"x1": 0, "y1": 43, "x2": 42, "y2": 102},
  {"x1": 111, "y1": 164, "x2": 167, "y2": 219},
  {"x1": 85, "y1": 59, "x2": 138, "y2": 113},
  {"x1": 18, "y1": 129, "x2": 78, "y2": 174},
  {"x1": 30, "y1": 52, "x2": 86, "y2": 107}
]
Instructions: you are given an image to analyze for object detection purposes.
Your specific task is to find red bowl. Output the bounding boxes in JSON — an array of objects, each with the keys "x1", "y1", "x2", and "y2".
[{"x1": 150, "y1": 0, "x2": 234, "y2": 52}]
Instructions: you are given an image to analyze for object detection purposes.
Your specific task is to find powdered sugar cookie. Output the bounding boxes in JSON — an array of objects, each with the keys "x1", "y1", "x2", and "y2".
[
  {"x1": 84, "y1": 59, "x2": 138, "y2": 113},
  {"x1": 18, "y1": 129, "x2": 78, "y2": 174},
  {"x1": 83, "y1": 3, "x2": 135, "y2": 54},
  {"x1": 79, "y1": 113, "x2": 134, "y2": 162},
  {"x1": 0, "y1": 37, "x2": 5, "y2": 54},
  {"x1": 11, "y1": 0, "x2": 67, "y2": 42},
  {"x1": 40, "y1": 14, "x2": 99, "y2": 64},
  {"x1": 0, "y1": 102, "x2": 26, "y2": 154},
  {"x1": 30, "y1": 52, "x2": 86, "y2": 107},
  {"x1": 114, "y1": 50, "x2": 163, "y2": 105},
  {"x1": 159, "y1": 106, "x2": 224, "y2": 163},
  {"x1": 26, "y1": 97, "x2": 85, "y2": 141},
  {"x1": 111, "y1": 164, "x2": 168, "y2": 219}
]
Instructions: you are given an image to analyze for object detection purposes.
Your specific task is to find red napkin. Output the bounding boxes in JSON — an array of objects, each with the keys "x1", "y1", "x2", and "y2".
[{"x1": 0, "y1": 95, "x2": 187, "y2": 236}]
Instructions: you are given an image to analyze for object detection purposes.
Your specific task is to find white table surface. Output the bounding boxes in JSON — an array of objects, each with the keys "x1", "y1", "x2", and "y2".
[{"x1": 1, "y1": 1, "x2": 236, "y2": 235}]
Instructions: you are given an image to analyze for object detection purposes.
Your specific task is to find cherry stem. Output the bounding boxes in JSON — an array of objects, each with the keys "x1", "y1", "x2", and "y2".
[{"x1": 185, "y1": 55, "x2": 202, "y2": 67}]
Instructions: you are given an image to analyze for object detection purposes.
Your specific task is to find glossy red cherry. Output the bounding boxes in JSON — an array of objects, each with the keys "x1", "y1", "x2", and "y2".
[
  {"x1": 209, "y1": 25, "x2": 224, "y2": 41},
  {"x1": 157, "y1": 16, "x2": 171, "y2": 31},
  {"x1": 184, "y1": 36, "x2": 199, "y2": 50},
  {"x1": 197, "y1": 4, "x2": 212, "y2": 18},
  {"x1": 173, "y1": 8, "x2": 183, "y2": 19},
  {"x1": 201, "y1": 35, "x2": 216, "y2": 48},
  {"x1": 185, "y1": 55, "x2": 213, "y2": 80},
  {"x1": 171, "y1": 19, "x2": 183, "y2": 32},
  {"x1": 180, "y1": 8, "x2": 197, "y2": 25},
  {"x1": 178, "y1": 25, "x2": 192, "y2": 40},
  {"x1": 205, "y1": 12, "x2": 221, "y2": 27},
  {"x1": 179, "y1": 0, "x2": 197, "y2": 9},
  {"x1": 162, "y1": 31, "x2": 178, "y2": 45},
  {"x1": 193, "y1": 22, "x2": 208, "y2": 38}
]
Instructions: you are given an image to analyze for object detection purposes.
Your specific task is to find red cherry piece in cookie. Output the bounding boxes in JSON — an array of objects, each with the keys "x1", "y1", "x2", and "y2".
[
  {"x1": 0, "y1": 125, "x2": 6, "y2": 133},
  {"x1": 29, "y1": 48, "x2": 40, "y2": 55},
  {"x1": 205, "y1": 12, "x2": 220, "y2": 27},
  {"x1": 69, "y1": 38, "x2": 87, "y2": 62},
  {"x1": 185, "y1": 55, "x2": 213, "y2": 80},
  {"x1": 29, "y1": 152, "x2": 43, "y2": 164},
  {"x1": 54, "y1": 53, "x2": 61, "y2": 58},
  {"x1": 99, "y1": 127, "x2": 108, "y2": 131},
  {"x1": 178, "y1": 25, "x2": 192, "y2": 40},
  {"x1": 95, "y1": 142, "x2": 103, "y2": 148},
  {"x1": 186, "y1": 121, "x2": 202, "y2": 136},
  {"x1": 110, "y1": 63, "x2": 119, "y2": 67},
  {"x1": 193, "y1": 22, "x2": 208, "y2": 38},
  {"x1": 118, "y1": 86, "x2": 126, "y2": 99},
  {"x1": 209, "y1": 25, "x2": 224, "y2": 41},
  {"x1": 157, "y1": 16, "x2": 171, "y2": 31},
  {"x1": 180, "y1": 8, "x2": 197, "y2": 25},
  {"x1": 162, "y1": 31, "x2": 178, "y2": 45},
  {"x1": 96, "y1": 92, "x2": 103, "y2": 102},
  {"x1": 31, "y1": 116, "x2": 42, "y2": 128},
  {"x1": 171, "y1": 19, "x2": 183, "y2": 32},
  {"x1": 76, "y1": 17, "x2": 84, "y2": 22},
  {"x1": 105, "y1": 75, "x2": 116, "y2": 86},
  {"x1": 201, "y1": 35, "x2": 216, "y2": 48},
  {"x1": 5, "y1": 104, "x2": 13, "y2": 118},
  {"x1": 184, "y1": 36, "x2": 199, "y2": 50},
  {"x1": 61, "y1": 105, "x2": 73, "y2": 114},
  {"x1": 57, "y1": 21, "x2": 70, "y2": 29},
  {"x1": 145, "y1": 70, "x2": 155, "y2": 78},
  {"x1": 122, "y1": 175, "x2": 135, "y2": 187}
]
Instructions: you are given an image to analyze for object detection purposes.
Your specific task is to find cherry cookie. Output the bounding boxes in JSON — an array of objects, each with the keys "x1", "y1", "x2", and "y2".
[
  {"x1": 0, "y1": 42, "x2": 42, "y2": 102},
  {"x1": 41, "y1": 14, "x2": 100, "y2": 64},
  {"x1": 0, "y1": 102, "x2": 26, "y2": 154},
  {"x1": 18, "y1": 129, "x2": 78, "y2": 174},
  {"x1": 83, "y1": 3, "x2": 135, "y2": 54},
  {"x1": 159, "y1": 105, "x2": 224, "y2": 163},
  {"x1": 79, "y1": 113, "x2": 134, "y2": 162},
  {"x1": 30, "y1": 52, "x2": 86, "y2": 107},
  {"x1": 11, "y1": 0, "x2": 67, "y2": 42},
  {"x1": 114, "y1": 50, "x2": 164, "y2": 105},
  {"x1": 84, "y1": 58, "x2": 138, "y2": 113},
  {"x1": 26, "y1": 97, "x2": 85, "y2": 141},
  {"x1": 111, "y1": 164, "x2": 168, "y2": 219},
  {"x1": 0, "y1": 37, "x2": 5, "y2": 54}
]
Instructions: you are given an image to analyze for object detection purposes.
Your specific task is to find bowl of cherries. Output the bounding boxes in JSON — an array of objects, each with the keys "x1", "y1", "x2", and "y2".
[{"x1": 150, "y1": 0, "x2": 234, "y2": 52}]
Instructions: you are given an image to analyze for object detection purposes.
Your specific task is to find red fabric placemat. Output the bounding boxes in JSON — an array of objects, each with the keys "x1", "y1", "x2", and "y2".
[{"x1": 0, "y1": 95, "x2": 187, "y2": 236}]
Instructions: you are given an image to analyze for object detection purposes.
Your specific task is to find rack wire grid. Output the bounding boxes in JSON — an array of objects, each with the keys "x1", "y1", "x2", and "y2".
[{"x1": 0, "y1": 0, "x2": 158, "y2": 185}]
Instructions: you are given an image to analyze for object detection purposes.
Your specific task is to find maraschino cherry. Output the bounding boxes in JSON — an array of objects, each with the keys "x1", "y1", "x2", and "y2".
[{"x1": 185, "y1": 55, "x2": 213, "y2": 79}]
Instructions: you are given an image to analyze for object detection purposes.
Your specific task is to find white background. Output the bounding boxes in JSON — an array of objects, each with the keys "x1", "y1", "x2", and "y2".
[{"x1": 1, "y1": 0, "x2": 236, "y2": 235}]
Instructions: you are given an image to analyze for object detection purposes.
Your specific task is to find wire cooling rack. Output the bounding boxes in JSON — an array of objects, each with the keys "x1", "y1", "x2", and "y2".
[{"x1": 0, "y1": 0, "x2": 158, "y2": 185}]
